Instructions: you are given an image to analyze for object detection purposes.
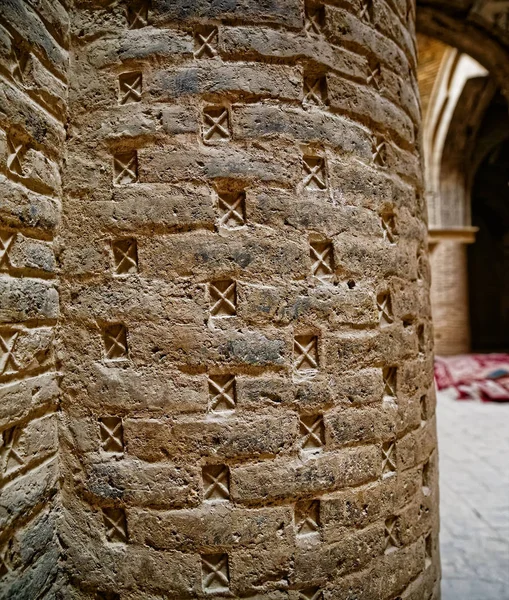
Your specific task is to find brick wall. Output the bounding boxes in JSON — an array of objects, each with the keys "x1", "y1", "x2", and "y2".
[{"x1": 0, "y1": 0, "x2": 67, "y2": 597}]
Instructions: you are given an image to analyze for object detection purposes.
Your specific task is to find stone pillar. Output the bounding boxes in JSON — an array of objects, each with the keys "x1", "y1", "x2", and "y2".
[
  {"x1": 429, "y1": 228, "x2": 477, "y2": 355},
  {"x1": 0, "y1": 0, "x2": 439, "y2": 597},
  {"x1": 0, "y1": 1, "x2": 67, "y2": 597}
]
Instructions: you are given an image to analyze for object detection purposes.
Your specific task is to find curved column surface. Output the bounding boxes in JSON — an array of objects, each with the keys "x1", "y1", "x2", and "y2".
[{"x1": 57, "y1": 1, "x2": 439, "y2": 598}]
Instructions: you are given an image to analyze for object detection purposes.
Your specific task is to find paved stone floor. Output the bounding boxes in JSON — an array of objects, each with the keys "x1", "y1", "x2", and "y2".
[{"x1": 437, "y1": 390, "x2": 509, "y2": 600}]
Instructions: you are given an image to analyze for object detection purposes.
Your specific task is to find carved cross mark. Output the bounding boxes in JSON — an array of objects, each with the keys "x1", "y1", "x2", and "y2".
[
  {"x1": 7, "y1": 137, "x2": 24, "y2": 176},
  {"x1": 294, "y1": 335, "x2": 319, "y2": 371},
  {"x1": 384, "y1": 516, "x2": 398, "y2": 553},
  {"x1": 359, "y1": 0, "x2": 373, "y2": 22},
  {"x1": 194, "y1": 27, "x2": 218, "y2": 58},
  {"x1": 119, "y1": 72, "x2": 142, "y2": 105},
  {"x1": 113, "y1": 152, "x2": 138, "y2": 185},
  {"x1": 372, "y1": 136, "x2": 387, "y2": 167},
  {"x1": 208, "y1": 374, "x2": 236, "y2": 411},
  {"x1": 0, "y1": 330, "x2": 20, "y2": 376},
  {"x1": 0, "y1": 232, "x2": 15, "y2": 269},
  {"x1": 367, "y1": 61, "x2": 383, "y2": 91},
  {"x1": 417, "y1": 323, "x2": 425, "y2": 354},
  {"x1": 377, "y1": 291, "x2": 393, "y2": 325},
  {"x1": 0, "y1": 545, "x2": 11, "y2": 578},
  {"x1": 201, "y1": 553, "x2": 230, "y2": 593},
  {"x1": 209, "y1": 280, "x2": 236, "y2": 317},
  {"x1": 425, "y1": 533, "x2": 432, "y2": 567},
  {"x1": 102, "y1": 508, "x2": 128, "y2": 543},
  {"x1": 126, "y1": 1, "x2": 149, "y2": 29},
  {"x1": 303, "y1": 75, "x2": 328, "y2": 107},
  {"x1": 383, "y1": 366, "x2": 397, "y2": 400},
  {"x1": 300, "y1": 414, "x2": 325, "y2": 450},
  {"x1": 1, "y1": 426, "x2": 24, "y2": 475},
  {"x1": 102, "y1": 324, "x2": 128, "y2": 360},
  {"x1": 203, "y1": 464, "x2": 230, "y2": 501},
  {"x1": 295, "y1": 499, "x2": 320, "y2": 537},
  {"x1": 420, "y1": 395, "x2": 427, "y2": 424},
  {"x1": 381, "y1": 211, "x2": 397, "y2": 243},
  {"x1": 304, "y1": 3, "x2": 325, "y2": 37},
  {"x1": 422, "y1": 458, "x2": 431, "y2": 494},
  {"x1": 217, "y1": 191, "x2": 246, "y2": 228},
  {"x1": 299, "y1": 588, "x2": 323, "y2": 600},
  {"x1": 99, "y1": 417, "x2": 124, "y2": 453},
  {"x1": 11, "y1": 46, "x2": 28, "y2": 84},
  {"x1": 112, "y1": 238, "x2": 138, "y2": 275},
  {"x1": 310, "y1": 240, "x2": 334, "y2": 282},
  {"x1": 382, "y1": 441, "x2": 396, "y2": 477},
  {"x1": 303, "y1": 156, "x2": 327, "y2": 190},
  {"x1": 202, "y1": 106, "x2": 230, "y2": 142}
]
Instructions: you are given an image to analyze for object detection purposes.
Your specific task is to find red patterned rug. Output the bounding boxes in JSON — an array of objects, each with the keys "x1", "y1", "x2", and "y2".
[{"x1": 435, "y1": 354, "x2": 509, "y2": 401}]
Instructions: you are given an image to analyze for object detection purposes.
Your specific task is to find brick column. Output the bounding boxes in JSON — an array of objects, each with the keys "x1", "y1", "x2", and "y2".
[
  {"x1": 429, "y1": 228, "x2": 477, "y2": 355},
  {"x1": 58, "y1": 1, "x2": 440, "y2": 598}
]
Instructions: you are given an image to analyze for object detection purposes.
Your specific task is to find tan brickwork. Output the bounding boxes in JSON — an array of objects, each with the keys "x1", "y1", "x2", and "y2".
[
  {"x1": 0, "y1": 0, "x2": 67, "y2": 596},
  {"x1": 0, "y1": 0, "x2": 441, "y2": 598},
  {"x1": 429, "y1": 237, "x2": 471, "y2": 355}
]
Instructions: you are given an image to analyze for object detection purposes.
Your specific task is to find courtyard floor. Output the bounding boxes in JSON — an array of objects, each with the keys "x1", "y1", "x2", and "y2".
[{"x1": 438, "y1": 390, "x2": 509, "y2": 600}]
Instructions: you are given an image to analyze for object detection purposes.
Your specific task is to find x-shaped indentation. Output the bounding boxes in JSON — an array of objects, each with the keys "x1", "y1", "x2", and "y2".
[
  {"x1": 303, "y1": 77, "x2": 327, "y2": 106},
  {"x1": 127, "y1": 2, "x2": 148, "y2": 29},
  {"x1": 119, "y1": 72, "x2": 142, "y2": 105},
  {"x1": 372, "y1": 136, "x2": 387, "y2": 166},
  {"x1": 0, "y1": 331, "x2": 21, "y2": 375},
  {"x1": 304, "y1": 5, "x2": 325, "y2": 37},
  {"x1": 296, "y1": 500, "x2": 320, "y2": 536},
  {"x1": 359, "y1": 0, "x2": 372, "y2": 21},
  {"x1": 113, "y1": 153, "x2": 137, "y2": 185},
  {"x1": 103, "y1": 324, "x2": 128, "y2": 360},
  {"x1": 299, "y1": 587, "x2": 323, "y2": 600},
  {"x1": 1, "y1": 426, "x2": 24, "y2": 475},
  {"x1": 99, "y1": 417, "x2": 124, "y2": 453},
  {"x1": 303, "y1": 156, "x2": 327, "y2": 190},
  {"x1": 294, "y1": 336, "x2": 318, "y2": 371},
  {"x1": 103, "y1": 508, "x2": 128, "y2": 543},
  {"x1": 209, "y1": 280, "x2": 236, "y2": 317},
  {"x1": 203, "y1": 464, "x2": 230, "y2": 501},
  {"x1": 202, "y1": 554, "x2": 229, "y2": 591},
  {"x1": 382, "y1": 441, "x2": 396, "y2": 475},
  {"x1": 310, "y1": 241, "x2": 333, "y2": 280},
  {"x1": 367, "y1": 62, "x2": 382, "y2": 91},
  {"x1": 208, "y1": 375, "x2": 236, "y2": 411},
  {"x1": 0, "y1": 232, "x2": 15, "y2": 269},
  {"x1": 383, "y1": 366, "x2": 397, "y2": 399},
  {"x1": 203, "y1": 107, "x2": 230, "y2": 142},
  {"x1": 300, "y1": 415, "x2": 324, "y2": 450},
  {"x1": 7, "y1": 137, "x2": 24, "y2": 176},
  {"x1": 384, "y1": 516, "x2": 398, "y2": 551},
  {"x1": 381, "y1": 212, "x2": 396, "y2": 243},
  {"x1": 377, "y1": 291, "x2": 393, "y2": 325},
  {"x1": 112, "y1": 238, "x2": 138, "y2": 275},
  {"x1": 0, "y1": 545, "x2": 10, "y2": 577},
  {"x1": 217, "y1": 192, "x2": 246, "y2": 228},
  {"x1": 194, "y1": 27, "x2": 218, "y2": 58},
  {"x1": 11, "y1": 46, "x2": 28, "y2": 84}
]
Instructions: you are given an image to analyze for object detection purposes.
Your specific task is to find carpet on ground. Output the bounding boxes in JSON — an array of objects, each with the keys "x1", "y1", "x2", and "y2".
[{"x1": 434, "y1": 354, "x2": 509, "y2": 401}]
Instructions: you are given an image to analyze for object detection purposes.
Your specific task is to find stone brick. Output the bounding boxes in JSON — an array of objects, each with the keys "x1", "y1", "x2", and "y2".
[
  {"x1": 233, "y1": 105, "x2": 372, "y2": 159},
  {"x1": 129, "y1": 504, "x2": 293, "y2": 551},
  {"x1": 0, "y1": 276, "x2": 58, "y2": 322},
  {"x1": 151, "y1": 0, "x2": 303, "y2": 28},
  {"x1": 148, "y1": 64, "x2": 302, "y2": 102},
  {"x1": 82, "y1": 459, "x2": 201, "y2": 508},
  {"x1": 0, "y1": 180, "x2": 60, "y2": 232},
  {"x1": 231, "y1": 445, "x2": 380, "y2": 504},
  {"x1": 326, "y1": 403, "x2": 398, "y2": 448},
  {"x1": 0, "y1": 372, "x2": 59, "y2": 428}
]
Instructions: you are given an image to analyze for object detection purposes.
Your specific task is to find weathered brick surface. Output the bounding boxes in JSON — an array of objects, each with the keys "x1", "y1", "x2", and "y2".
[{"x1": 0, "y1": 0, "x2": 440, "y2": 597}]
